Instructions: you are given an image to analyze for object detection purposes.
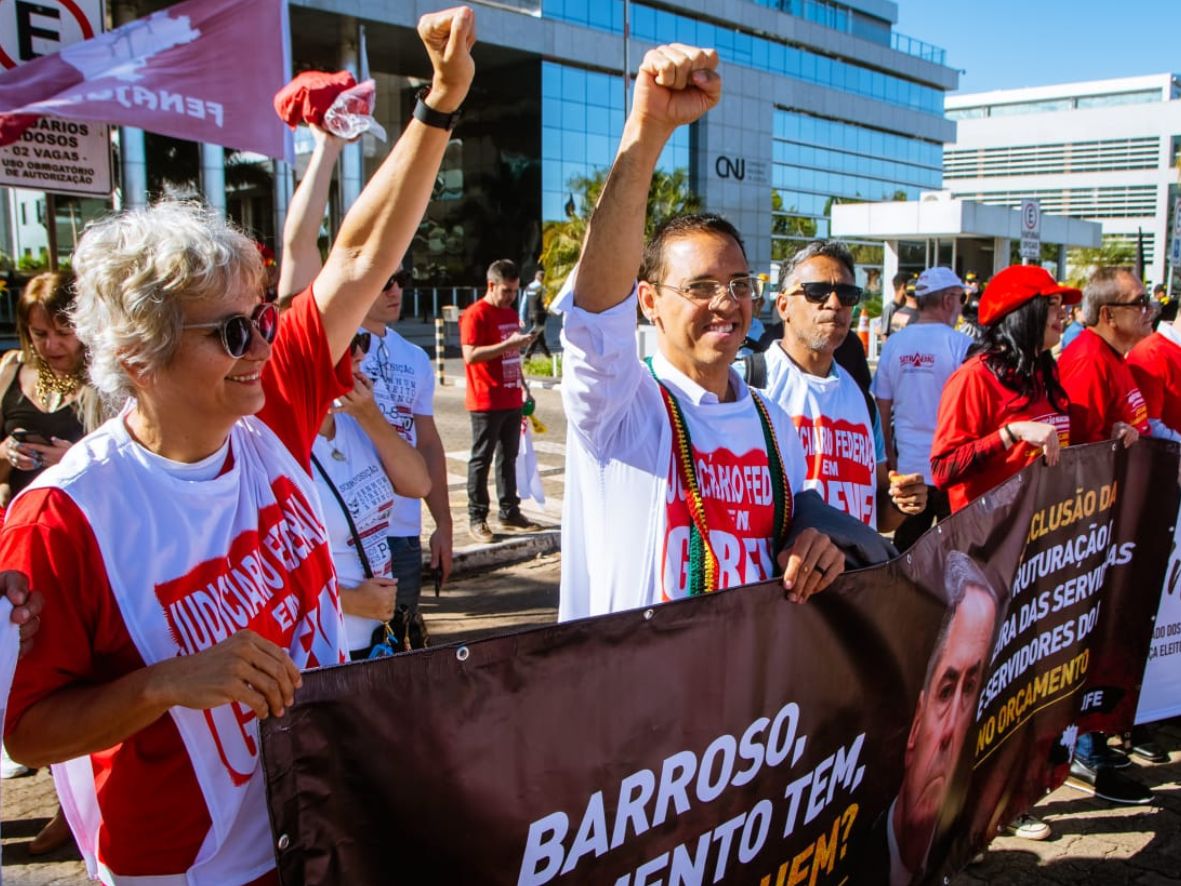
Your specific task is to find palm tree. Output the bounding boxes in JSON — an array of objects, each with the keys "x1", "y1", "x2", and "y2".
[{"x1": 539, "y1": 167, "x2": 701, "y2": 303}]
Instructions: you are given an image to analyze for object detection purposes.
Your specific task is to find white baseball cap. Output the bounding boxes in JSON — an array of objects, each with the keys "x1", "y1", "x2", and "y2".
[{"x1": 915, "y1": 267, "x2": 963, "y2": 295}]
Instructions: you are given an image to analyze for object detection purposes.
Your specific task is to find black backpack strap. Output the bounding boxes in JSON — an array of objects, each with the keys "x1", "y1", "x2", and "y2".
[{"x1": 736, "y1": 351, "x2": 768, "y2": 389}]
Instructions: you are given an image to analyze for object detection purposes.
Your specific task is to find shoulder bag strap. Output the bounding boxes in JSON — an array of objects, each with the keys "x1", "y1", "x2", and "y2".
[{"x1": 310, "y1": 451, "x2": 374, "y2": 579}]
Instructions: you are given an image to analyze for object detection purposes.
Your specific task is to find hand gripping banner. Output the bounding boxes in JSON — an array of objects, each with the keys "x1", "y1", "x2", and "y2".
[{"x1": 261, "y1": 440, "x2": 1178, "y2": 885}]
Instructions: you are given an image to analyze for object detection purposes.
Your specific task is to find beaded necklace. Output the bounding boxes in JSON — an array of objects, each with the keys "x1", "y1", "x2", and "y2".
[{"x1": 646, "y1": 359, "x2": 792, "y2": 595}]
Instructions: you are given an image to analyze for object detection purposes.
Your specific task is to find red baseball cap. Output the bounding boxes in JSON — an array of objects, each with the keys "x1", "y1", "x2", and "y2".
[{"x1": 978, "y1": 265, "x2": 1081, "y2": 327}]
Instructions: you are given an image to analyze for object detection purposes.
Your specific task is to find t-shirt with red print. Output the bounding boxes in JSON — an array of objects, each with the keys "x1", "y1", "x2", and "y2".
[
  {"x1": 1127, "y1": 324, "x2": 1181, "y2": 438},
  {"x1": 760, "y1": 343, "x2": 884, "y2": 527},
  {"x1": 1, "y1": 288, "x2": 351, "y2": 883},
  {"x1": 660, "y1": 405, "x2": 789, "y2": 600},
  {"x1": 460, "y1": 298, "x2": 524, "y2": 411},
  {"x1": 931, "y1": 354, "x2": 1072, "y2": 513},
  {"x1": 1059, "y1": 327, "x2": 1149, "y2": 444}
]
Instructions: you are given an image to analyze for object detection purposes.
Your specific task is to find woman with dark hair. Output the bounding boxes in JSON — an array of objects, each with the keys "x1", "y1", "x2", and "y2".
[
  {"x1": 0, "y1": 271, "x2": 105, "y2": 506},
  {"x1": 930, "y1": 265, "x2": 1080, "y2": 514}
]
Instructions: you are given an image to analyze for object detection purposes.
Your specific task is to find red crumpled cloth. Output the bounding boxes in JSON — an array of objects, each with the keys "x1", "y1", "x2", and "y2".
[{"x1": 273, "y1": 70, "x2": 357, "y2": 129}]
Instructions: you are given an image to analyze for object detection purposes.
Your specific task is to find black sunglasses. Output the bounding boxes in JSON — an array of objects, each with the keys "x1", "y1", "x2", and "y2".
[
  {"x1": 788, "y1": 281, "x2": 863, "y2": 307},
  {"x1": 183, "y1": 302, "x2": 279, "y2": 359},
  {"x1": 385, "y1": 271, "x2": 410, "y2": 290},
  {"x1": 351, "y1": 331, "x2": 372, "y2": 355},
  {"x1": 1099, "y1": 292, "x2": 1152, "y2": 312}
]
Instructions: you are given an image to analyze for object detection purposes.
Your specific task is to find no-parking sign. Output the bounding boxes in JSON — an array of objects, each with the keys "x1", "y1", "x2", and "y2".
[
  {"x1": 0, "y1": 0, "x2": 112, "y2": 197},
  {"x1": 1019, "y1": 198, "x2": 1041, "y2": 261}
]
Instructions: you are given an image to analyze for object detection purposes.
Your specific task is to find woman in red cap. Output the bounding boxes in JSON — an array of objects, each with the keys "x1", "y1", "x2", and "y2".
[{"x1": 930, "y1": 265, "x2": 1080, "y2": 514}]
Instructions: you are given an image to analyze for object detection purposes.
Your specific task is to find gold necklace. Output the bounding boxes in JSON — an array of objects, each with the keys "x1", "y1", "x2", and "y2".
[{"x1": 35, "y1": 358, "x2": 83, "y2": 413}]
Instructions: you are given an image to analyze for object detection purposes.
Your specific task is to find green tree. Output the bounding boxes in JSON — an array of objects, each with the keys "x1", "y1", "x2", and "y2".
[
  {"x1": 539, "y1": 167, "x2": 700, "y2": 301},
  {"x1": 1066, "y1": 240, "x2": 1137, "y2": 288}
]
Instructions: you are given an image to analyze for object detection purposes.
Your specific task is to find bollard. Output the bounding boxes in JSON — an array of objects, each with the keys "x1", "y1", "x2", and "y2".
[{"x1": 435, "y1": 318, "x2": 446, "y2": 386}]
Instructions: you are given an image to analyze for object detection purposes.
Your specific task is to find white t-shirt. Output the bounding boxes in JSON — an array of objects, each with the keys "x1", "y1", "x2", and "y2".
[
  {"x1": 358, "y1": 327, "x2": 434, "y2": 536},
  {"x1": 761, "y1": 342, "x2": 884, "y2": 527},
  {"x1": 312, "y1": 414, "x2": 396, "y2": 652},
  {"x1": 871, "y1": 322, "x2": 972, "y2": 484},
  {"x1": 557, "y1": 290, "x2": 807, "y2": 621}
]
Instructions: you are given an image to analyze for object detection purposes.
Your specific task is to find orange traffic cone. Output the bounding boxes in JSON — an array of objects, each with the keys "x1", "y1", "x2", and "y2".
[{"x1": 857, "y1": 310, "x2": 870, "y2": 351}]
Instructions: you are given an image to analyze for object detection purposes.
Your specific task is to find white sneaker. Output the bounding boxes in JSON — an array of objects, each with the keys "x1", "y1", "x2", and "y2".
[{"x1": 0, "y1": 744, "x2": 29, "y2": 779}]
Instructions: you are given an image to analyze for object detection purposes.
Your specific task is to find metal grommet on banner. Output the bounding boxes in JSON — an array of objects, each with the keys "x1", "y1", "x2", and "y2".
[
  {"x1": 643, "y1": 608, "x2": 654, "y2": 621},
  {"x1": 906, "y1": 554, "x2": 913, "y2": 565},
  {"x1": 277, "y1": 834, "x2": 290, "y2": 851},
  {"x1": 456, "y1": 646, "x2": 470, "y2": 662}
]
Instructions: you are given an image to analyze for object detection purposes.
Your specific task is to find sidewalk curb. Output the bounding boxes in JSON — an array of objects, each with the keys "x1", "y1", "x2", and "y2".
[{"x1": 433, "y1": 530, "x2": 561, "y2": 577}]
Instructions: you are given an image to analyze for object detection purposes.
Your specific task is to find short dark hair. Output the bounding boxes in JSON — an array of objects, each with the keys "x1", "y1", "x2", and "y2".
[
  {"x1": 777, "y1": 240, "x2": 856, "y2": 293},
  {"x1": 892, "y1": 272, "x2": 910, "y2": 290},
  {"x1": 487, "y1": 259, "x2": 520, "y2": 283},
  {"x1": 639, "y1": 213, "x2": 747, "y2": 284}
]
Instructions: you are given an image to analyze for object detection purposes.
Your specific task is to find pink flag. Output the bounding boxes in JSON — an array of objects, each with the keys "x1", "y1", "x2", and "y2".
[{"x1": 0, "y1": 0, "x2": 291, "y2": 160}]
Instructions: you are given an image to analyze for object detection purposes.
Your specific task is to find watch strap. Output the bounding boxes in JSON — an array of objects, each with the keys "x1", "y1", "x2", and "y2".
[{"x1": 413, "y1": 87, "x2": 461, "y2": 131}]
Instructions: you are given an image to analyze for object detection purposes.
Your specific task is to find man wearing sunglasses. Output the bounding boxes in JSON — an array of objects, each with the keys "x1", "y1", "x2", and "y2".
[
  {"x1": 555, "y1": 43, "x2": 843, "y2": 621},
  {"x1": 760, "y1": 241, "x2": 927, "y2": 532},
  {"x1": 1058, "y1": 265, "x2": 1154, "y2": 806},
  {"x1": 355, "y1": 268, "x2": 454, "y2": 613},
  {"x1": 1059, "y1": 266, "x2": 1150, "y2": 448}
]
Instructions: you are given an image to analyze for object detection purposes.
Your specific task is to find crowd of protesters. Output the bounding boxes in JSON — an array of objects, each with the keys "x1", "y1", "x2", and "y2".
[{"x1": 0, "y1": 10, "x2": 1175, "y2": 885}]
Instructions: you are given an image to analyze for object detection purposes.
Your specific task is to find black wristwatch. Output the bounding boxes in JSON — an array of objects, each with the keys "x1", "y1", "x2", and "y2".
[{"x1": 413, "y1": 87, "x2": 462, "y2": 131}]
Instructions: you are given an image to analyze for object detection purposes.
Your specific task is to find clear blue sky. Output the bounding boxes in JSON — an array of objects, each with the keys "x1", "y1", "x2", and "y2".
[{"x1": 895, "y1": 0, "x2": 1181, "y2": 95}]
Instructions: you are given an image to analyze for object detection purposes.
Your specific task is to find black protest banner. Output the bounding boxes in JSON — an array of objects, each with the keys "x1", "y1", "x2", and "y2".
[
  {"x1": 260, "y1": 442, "x2": 1177, "y2": 885},
  {"x1": 922, "y1": 439, "x2": 1179, "y2": 882}
]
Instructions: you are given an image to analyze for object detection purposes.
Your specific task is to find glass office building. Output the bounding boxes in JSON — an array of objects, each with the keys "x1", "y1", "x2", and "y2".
[{"x1": 8, "y1": 0, "x2": 956, "y2": 293}]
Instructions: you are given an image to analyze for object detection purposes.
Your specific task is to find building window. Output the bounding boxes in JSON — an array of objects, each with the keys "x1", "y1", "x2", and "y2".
[
  {"x1": 543, "y1": 0, "x2": 944, "y2": 115},
  {"x1": 771, "y1": 109, "x2": 939, "y2": 291},
  {"x1": 771, "y1": 108, "x2": 941, "y2": 254},
  {"x1": 541, "y1": 61, "x2": 689, "y2": 221}
]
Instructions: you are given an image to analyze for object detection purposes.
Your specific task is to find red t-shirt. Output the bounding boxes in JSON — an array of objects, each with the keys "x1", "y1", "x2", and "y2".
[
  {"x1": 931, "y1": 354, "x2": 1072, "y2": 513},
  {"x1": 1058, "y1": 328, "x2": 1149, "y2": 444},
  {"x1": 1127, "y1": 329, "x2": 1181, "y2": 437},
  {"x1": 460, "y1": 298, "x2": 524, "y2": 412},
  {"x1": 1, "y1": 289, "x2": 350, "y2": 877}
]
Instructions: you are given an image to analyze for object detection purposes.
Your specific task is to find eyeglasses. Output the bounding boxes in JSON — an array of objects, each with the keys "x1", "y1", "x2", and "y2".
[
  {"x1": 182, "y1": 302, "x2": 279, "y2": 359},
  {"x1": 786, "y1": 281, "x2": 863, "y2": 308},
  {"x1": 384, "y1": 271, "x2": 410, "y2": 290},
  {"x1": 351, "y1": 331, "x2": 372, "y2": 355},
  {"x1": 653, "y1": 275, "x2": 762, "y2": 306},
  {"x1": 1099, "y1": 292, "x2": 1152, "y2": 313}
]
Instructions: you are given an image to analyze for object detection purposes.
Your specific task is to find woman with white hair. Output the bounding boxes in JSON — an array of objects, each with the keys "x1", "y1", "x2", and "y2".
[{"x1": 0, "y1": 9, "x2": 475, "y2": 884}]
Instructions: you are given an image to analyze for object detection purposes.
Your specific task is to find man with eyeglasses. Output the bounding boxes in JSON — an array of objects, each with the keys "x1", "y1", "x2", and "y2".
[
  {"x1": 355, "y1": 268, "x2": 454, "y2": 618},
  {"x1": 1058, "y1": 265, "x2": 1152, "y2": 807},
  {"x1": 872, "y1": 267, "x2": 973, "y2": 551},
  {"x1": 760, "y1": 240, "x2": 927, "y2": 532},
  {"x1": 1059, "y1": 266, "x2": 1149, "y2": 448},
  {"x1": 554, "y1": 42, "x2": 843, "y2": 620}
]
